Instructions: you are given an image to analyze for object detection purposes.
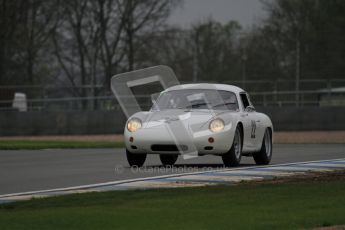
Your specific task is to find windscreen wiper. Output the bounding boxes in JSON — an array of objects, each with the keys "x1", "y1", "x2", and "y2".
[
  {"x1": 186, "y1": 102, "x2": 208, "y2": 109},
  {"x1": 212, "y1": 102, "x2": 237, "y2": 108}
]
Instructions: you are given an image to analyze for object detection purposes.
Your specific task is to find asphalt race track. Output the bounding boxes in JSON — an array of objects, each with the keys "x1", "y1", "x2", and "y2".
[{"x1": 0, "y1": 144, "x2": 344, "y2": 195}]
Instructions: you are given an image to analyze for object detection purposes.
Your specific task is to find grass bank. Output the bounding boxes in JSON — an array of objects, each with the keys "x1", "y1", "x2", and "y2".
[
  {"x1": 1, "y1": 131, "x2": 345, "y2": 150},
  {"x1": 0, "y1": 140, "x2": 125, "y2": 150},
  {"x1": 0, "y1": 176, "x2": 344, "y2": 229}
]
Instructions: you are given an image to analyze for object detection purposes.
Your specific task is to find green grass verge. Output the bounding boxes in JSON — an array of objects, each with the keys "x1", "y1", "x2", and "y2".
[
  {"x1": 0, "y1": 140, "x2": 125, "y2": 150},
  {"x1": 0, "y1": 180, "x2": 344, "y2": 229}
]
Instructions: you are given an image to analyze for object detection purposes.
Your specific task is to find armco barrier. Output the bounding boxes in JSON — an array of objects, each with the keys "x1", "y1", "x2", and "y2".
[
  {"x1": 257, "y1": 106, "x2": 345, "y2": 131},
  {"x1": 0, "y1": 111, "x2": 126, "y2": 136},
  {"x1": 0, "y1": 107, "x2": 344, "y2": 136}
]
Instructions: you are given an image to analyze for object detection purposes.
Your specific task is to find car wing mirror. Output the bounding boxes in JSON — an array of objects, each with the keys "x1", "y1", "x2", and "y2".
[{"x1": 245, "y1": 105, "x2": 255, "y2": 112}]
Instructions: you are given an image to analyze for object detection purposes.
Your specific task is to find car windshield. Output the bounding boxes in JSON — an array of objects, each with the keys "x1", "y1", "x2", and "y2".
[{"x1": 152, "y1": 89, "x2": 239, "y2": 111}]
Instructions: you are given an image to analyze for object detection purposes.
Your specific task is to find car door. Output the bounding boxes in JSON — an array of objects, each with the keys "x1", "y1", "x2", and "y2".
[
  {"x1": 239, "y1": 93, "x2": 258, "y2": 151},
  {"x1": 246, "y1": 93, "x2": 265, "y2": 149}
]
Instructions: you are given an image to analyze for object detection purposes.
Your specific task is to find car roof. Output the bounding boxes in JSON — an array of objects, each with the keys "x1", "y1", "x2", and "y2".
[{"x1": 163, "y1": 83, "x2": 245, "y2": 94}]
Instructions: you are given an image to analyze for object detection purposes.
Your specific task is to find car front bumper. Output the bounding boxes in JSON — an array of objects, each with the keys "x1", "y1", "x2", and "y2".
[{"x1": 124, "y1": 125, "x2": 235, "y2": 155}]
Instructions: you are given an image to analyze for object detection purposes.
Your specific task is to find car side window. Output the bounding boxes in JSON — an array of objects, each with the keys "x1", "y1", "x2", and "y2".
[
  {"x1": 246, "y1": 93, "x2": 254, "y2": 107},
  {"x1": 240, "y1": 93, "x2": 250, "y2": 109}
]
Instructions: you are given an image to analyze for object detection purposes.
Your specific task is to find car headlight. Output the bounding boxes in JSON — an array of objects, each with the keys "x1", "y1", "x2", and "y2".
[
  {"x1": 127, "y1": 118, "x2": 142, "y2": 132},
  {"x1": 209, "y1": 118, "x2": 225, "y2": 133}
]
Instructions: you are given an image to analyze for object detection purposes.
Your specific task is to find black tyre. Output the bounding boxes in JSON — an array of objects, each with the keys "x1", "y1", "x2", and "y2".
[
  {"x1": 126, "y1": 149, "x2": 146, "y2": 167},
  {"x1": 222, "y1": 126, "x2": 242, "y2": 167},
  {"x1": 253, "y1": 128, "x2": 272, "y2": 165},
  {"x1": 160, "y1": 154, "x2": 178, "y2": 166}
]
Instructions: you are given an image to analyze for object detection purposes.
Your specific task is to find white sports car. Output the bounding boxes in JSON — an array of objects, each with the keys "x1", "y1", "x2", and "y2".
[{"x1": 124, "y1": 83, "x2": 273, "y2": 167}]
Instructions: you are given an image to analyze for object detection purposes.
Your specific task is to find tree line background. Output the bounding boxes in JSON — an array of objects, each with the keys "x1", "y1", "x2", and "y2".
[{"x1": 0, "y1": 0, "x2": 344, "y2": 102}]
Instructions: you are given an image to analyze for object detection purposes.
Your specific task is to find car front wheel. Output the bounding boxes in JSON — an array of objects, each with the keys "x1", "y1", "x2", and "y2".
[
  {"x1": 160, "y1": 154, "x2": 178, "y2": 166},
  {"x1": 222, "y1": 126, "x2": 242, "y2": 167},
  {"x1": 126, "y1": 149, "x2": 146, "y2": 167}
]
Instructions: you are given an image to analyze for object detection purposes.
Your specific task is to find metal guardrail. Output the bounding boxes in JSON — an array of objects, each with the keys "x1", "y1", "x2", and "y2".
[
  {"x1": 0, "y1": 90, "x2": 344, "y2": 111},
  {"x1": 1, "y1": 79, "x2": 344, "y2": 111}
]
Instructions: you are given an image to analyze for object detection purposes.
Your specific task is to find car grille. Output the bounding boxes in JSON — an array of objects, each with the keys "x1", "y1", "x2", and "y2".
[{"x1": 151, "y1": 144, "x2": 188, "y2": 152}]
